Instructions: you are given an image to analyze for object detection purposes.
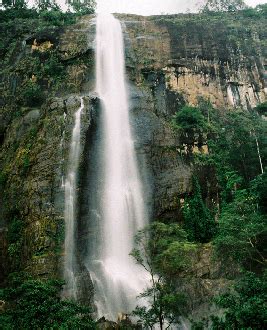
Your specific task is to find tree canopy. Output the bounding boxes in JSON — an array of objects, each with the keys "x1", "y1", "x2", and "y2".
[
  {"x1": 0, "y1": 274, "x2": 95, "y2": 329},
  {"x1": 202, "y1": 0, "x2": 247, "y2": 12},
  {"x1": 130, "y1": 222, "x2": 195, "y2": 329}
]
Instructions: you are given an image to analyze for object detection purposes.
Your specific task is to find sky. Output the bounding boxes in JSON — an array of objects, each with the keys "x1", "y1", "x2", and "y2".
[{"x1": 96, "y1": 0, "x2": 267, "y2": 15}]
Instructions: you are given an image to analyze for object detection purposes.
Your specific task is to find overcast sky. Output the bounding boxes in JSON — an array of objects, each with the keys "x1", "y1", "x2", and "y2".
[{"x1": 96, "y1": 0, "x2": 267, "y2": 15}]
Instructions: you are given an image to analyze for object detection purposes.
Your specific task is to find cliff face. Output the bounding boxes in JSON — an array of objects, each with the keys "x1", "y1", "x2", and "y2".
[
  {"x1": 118, "y1": 12, "x2": 266, "y2": 220},
  {"x1": 122, "y1": 13, "x2": 266, "y2": 109},
  {"x1": 0, "y1": 11, "x2": 266, "y2": 317},
  {"x1": 0, "y1": 15, "x2": 96, "y2": 279}
]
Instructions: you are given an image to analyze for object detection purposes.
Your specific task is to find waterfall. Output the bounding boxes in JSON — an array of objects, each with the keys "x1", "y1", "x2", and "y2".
[
  {"x1": 87, "y1": 13, "x2": 149, "y2": 320},
  {"x1": 63, "y1": 97, "x2": 84, "y2": 299}
]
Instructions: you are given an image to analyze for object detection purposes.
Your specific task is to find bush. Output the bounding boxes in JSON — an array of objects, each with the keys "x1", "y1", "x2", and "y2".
[
  {"x1": 7, "y1": 217, "x2": 24, "y2": 268},
  {"x1": 255, "y1": 102, "x2": 267, "y2": 116},
  {"x1": 0, "y1": 275, "x2": 95, "y2": 329},
  {"x1": 172, "y1": 106, "x2": 207, "y2": 132},
  {"x1": 42, "y1": 53, "x2": 64, "y2": 78},
  {"x1": 214, "y1": 188, "x2": 266, "y2": 267},
  {"x1": 70, "y1": 0, "x2": 96, "y2": 15},
  {"x1": 0, "y1": 171, "x2": 7, "y2": 186},
  {"x1": 21, "y1": 81, "x2": 44, "y2": 107},
  {"x1": 211, "y1": 272, "x2": 267, "y2": 329},
  {"x1": 38, "y1": 9, "x2": 76, "y2": 26},
  {"x1": 172, "y1": 106, "x2": 208, "y2": 153}
]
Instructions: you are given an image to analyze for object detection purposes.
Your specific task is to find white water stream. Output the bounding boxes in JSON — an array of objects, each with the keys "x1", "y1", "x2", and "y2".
[
  {"x1": 88, "y1": 13, "x2": 149, "y2": 319},
  {"x1": 64, "y1": 98, "x2": 84, "y2": 299}
]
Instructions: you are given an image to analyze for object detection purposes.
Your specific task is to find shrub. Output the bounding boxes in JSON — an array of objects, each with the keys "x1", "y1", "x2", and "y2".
[
  {"x1": 42, "y1": 53, "x2": 64, "y2": 78},
  {"x1": 0, "y1": 275, "x2": 95, "y2": 329},
  {"x1": 211, "y1": 272, "x2": 267, "y2": 329},
  {"x1": 172, "y1": 106, "x2": 207, "y2": 132},
  {"x1": 21, "y1": 81, "x2": 44, "y2": 107}
]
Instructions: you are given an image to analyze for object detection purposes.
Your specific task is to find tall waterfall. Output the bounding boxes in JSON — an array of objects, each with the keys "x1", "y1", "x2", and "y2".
[
  {"x1": 64, "y1": 98, "x2": 84, "y2": 299},
  {"x1": 88, "y1": 13, "x2": 149, "y2": 319}
]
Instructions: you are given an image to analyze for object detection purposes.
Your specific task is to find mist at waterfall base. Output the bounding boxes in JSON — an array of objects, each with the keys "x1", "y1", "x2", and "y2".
[{"x1": 83, "y1": 14, "x2": 150, "y2": 320}]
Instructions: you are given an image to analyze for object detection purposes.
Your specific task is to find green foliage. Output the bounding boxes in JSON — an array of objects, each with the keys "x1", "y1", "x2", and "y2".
[
  {"x1": 255, "y1": 101, "x2": 267, "y2": 116},
  {"x1": 250, "y1": 171, "x2": 267, "y2": 214},
  {"x1": 7, "y1": 217, "x2": 24, "y2": 268},
  {"x1": 53, "y1": 218, "x2": 65, "y2": 254},
  {"x1": 183, "y1": 177, "x2": 217, "y2": 243},
  {"x1": 240, "y1": 4, "x2": 267, "y2": 18},
  {"x1": 15, "y1": 50, "x2": 65, "y2": 106},
  {"x1": 70, "y1": 0, "x2": 96, "y2": 15},
  {"x1": 131, "y1": 222, "x2": 196, "y2": 276},
  {"x1": 195, "y1": 108, "x2": 266, "y2": 197},
  {"x1": 172, "y1": 106, "x2": 207, "y2": 153},
  {"x1": 211, "y1": 272, "x2": 267, "y2": 329},
  {"x1": 213, "y1": 186, "x2": 266, "y2": 267},
  {"x1": 0, "y1": 0, "x2": 95, "y2": 26},
  {"x1": 172, "y1": 106, "x2": 207, "y2": 132},
  {"x1": 2, "y1": 0, "x2": 27, "y2": 10},
  {"x1": 0, "y1": 171, "x2": 7, "y2": 186},
  {"x1": 41, "y1": 52, "x2": 64, "y2": 77},
  {"x1": 130, "y1": 222, "x2": 194, "y2": 329},
  {"x1": 38, "y1": 8, "x2": 77, "y2": 26},
  {"x1": 36, "y1": 0, "x2": 60, "y2": 12},
  {"x1": 201, "y1": 0, "x2": 246, "y2": 12},
  {"x1": 21, "y1": 81, "x2": 44, "y2": 107},
  {"x1": 0, "y1": 7, "x2": 38, "y2": 23},
  {"x1": 0, "y1": 274, "x2": 95, "y2": 329},
  {"x1": 133, "y1": 283, "x2": 187, "y2": 330}
]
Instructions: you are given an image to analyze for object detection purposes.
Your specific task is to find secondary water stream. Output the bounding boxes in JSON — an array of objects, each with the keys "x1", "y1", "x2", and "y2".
[{"x1": 64, "y1": 97, "x2": 84, "y2": 299}]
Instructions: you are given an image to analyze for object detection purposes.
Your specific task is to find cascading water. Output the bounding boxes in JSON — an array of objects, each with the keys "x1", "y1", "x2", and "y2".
[
  {"x1": 87, "y1": 13, "x2": 149, "y2": 319},
  {"x1": 64, "y1": 98, "x2": 84, "y2": 299}
]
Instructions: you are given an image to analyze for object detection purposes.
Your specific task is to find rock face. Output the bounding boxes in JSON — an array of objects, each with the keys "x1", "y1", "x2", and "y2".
[
  {"x1": 118, "y1": 12, "x2": 266, "y2": 220},
  {"x1": 0, "y1": 14, "x2": 96, "y2": 280},
  {"x1": 0, "y1": 10, "x2": 266, "y2": 318},
  {"x1": 121, "y1": 13, "x2": 266, "y2": 110},
  {"x1": 175, "y1": 243, "x2": 239, "y2": 321}
]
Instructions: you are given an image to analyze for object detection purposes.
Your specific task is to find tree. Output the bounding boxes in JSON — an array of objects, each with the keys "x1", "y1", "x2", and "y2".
[
  {"x1": 130, "y1": 222, "x2": 195, "y2": 329},
  {"x1": 172, "y1": 106, "x2": 207, "y2": 153},
  {"x1": 201, "y1": 0, "x2": 247, "y2": 12},
  {"x1": 211, "y1": 271, "x2": 267, "y2": 329},
  {"x1": 251, "y1": 172, "x2": 267, "y2": 214},
  {"x1": 35, "y1": 0, "x2": 60, "y2": 11},
  {"x1": 255, "y1": 101, "x2": 267, "y2": 116},
  {"x1": 67, "y1": 0, "x2": 96, "y2": 15},
  {"x1": 183, "y1": 177, "x2": 217, "y2": 243},
  {"x1": 132, "y1": 282, "x2": 186, "y2": 330},
  {"x1": 0, "y1": 274, "x2": 95, "y2": 329},
  {"x1": 202, "y1": 109, "x2": 266, "y2": 188},
  {"x1": 2, "y1": 0, "x2": 26, "y2": 9},
  {"x1": 214, "y1": 188, "x2": 266, "y2": 267}
]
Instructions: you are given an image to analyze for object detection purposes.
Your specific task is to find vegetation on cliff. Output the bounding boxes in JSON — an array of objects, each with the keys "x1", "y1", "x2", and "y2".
[
  {"x1": 170, "y1": 100, "x2": 267, "y2": 328},
  {"x1": 0, "y1": 273, "x2": 95, "y2": 329},
  {"x1": 132, "y1": 99, "x2": 266, "y2": 328},
  {"x1": 131, "y1": 222, "x2": 195, "y2": 328},
  {"x1": 0, "y1": 2, "x2": 266, "y2": 329}
]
